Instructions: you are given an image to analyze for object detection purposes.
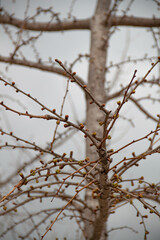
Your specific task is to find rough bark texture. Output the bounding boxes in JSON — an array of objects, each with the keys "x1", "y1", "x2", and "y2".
[{"x1": 84, "y1": 1, "x2": 111, "y2": 239}]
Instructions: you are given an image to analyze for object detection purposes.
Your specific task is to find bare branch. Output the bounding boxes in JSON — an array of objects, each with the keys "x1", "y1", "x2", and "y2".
[
  {"x1": 111, "y1": 15, "x2": 160, "y2": 28},
  {"x1": 0, "y1": 55, "x2": 86, "y2": 86},
  {"x1": 0, "y1": 15, "x2": 90, "y2": 31},
  {"x1": 1, "y1": 14, "x2": 160, "y2": 33},
  {"x1": 130, "y1": 97, "x2": 158, "y2": 122}
]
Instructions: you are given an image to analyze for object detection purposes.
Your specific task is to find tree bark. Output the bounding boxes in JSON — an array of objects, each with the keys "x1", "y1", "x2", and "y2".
[
  {"x1": 0, "y1": 15, "x2": 90, "y2": 31},
  {"x1": 84, "y1": 0, "x2": 111, "y2": 239},
  {"x1": 1, "y1": 14, "x2": 160, "y2": 31}
]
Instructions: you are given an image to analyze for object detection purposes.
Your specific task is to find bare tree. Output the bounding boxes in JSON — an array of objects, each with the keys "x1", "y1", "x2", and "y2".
[{"x1": 0, "y1": 0, "x2": 160, "y2": 240}]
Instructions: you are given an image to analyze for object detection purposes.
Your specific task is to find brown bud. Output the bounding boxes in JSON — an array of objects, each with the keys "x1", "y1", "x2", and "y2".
[{"x1": 65, "y1": 115, "x2": 69, "y2": 120}]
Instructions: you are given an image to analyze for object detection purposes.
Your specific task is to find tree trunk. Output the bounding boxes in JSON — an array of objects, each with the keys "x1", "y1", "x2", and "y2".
[{"x1": 84, "y1": 0, "x2": 111, "y2": 239}]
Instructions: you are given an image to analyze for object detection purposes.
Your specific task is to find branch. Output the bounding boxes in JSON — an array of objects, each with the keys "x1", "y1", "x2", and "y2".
[
  {"x1": 0, "y1": 15, "x2": 90, "y2": 31},
  {"x1": 0, "y1": 55, "x2": 85, "y2": 86},
  {"x1": 0, "y1": 179, "x2": 25, "y2": 203},
  {"x1": 1, "y1": 14, "x2": 160, "y2": 32},
  {"x1": 130, "y1": 97, "x2": 158, "y2": 122},
  {"x1": 41, "y1": 179, "x2": 95, "y2": 239},
  {"x1": 108, "y1": 226, "x2": 138, "y2": 234},
  {"x1": 116, "y1": 145, "x2": 160, "y2": 177},
  {"x1": 112, "y1": 15, "x2": 160, "y2": 28},
  {"x1": 55, "y1": 59, "x2": 110, "y2": 116}
]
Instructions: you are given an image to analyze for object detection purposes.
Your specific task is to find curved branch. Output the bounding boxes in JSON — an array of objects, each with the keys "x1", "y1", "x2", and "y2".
[
  {"x1": 0, "y1": 15, "x2": 90, "y2": 31},
  {"x1": 0, "y1": 55, "x2": 85, "y2": 86},
  {"x1": 130, "y1": 97, "x2": 158, "y2": 122}
]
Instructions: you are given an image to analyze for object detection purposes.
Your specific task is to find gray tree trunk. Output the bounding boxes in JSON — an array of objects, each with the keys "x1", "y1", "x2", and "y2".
[{"x1": 84, "y1": 0, "x2": 111, "y2": 239}]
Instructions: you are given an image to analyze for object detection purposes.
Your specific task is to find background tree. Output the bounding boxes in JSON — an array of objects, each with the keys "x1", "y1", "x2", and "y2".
[{"x1": 0, "y1": 0, "x2": 160, "y2": 240}]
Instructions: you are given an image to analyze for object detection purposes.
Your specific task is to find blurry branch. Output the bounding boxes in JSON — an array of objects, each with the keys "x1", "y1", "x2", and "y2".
[
  {"x1": 106, "y1": 77, "x2": 160, "y2": 101},
  {"x1": 112, "y1": 15, "x2": 160, "y2": 27},
  {"x1": 1, "y1": 14, "x2": 160, "y2": 32},
  {"x1": 0, "y1": 207, "x2": 68, "y2": 239},
  {"x1": 41, "y1": 180, "x2": 95, "y2": 239},
  {"x1": 140, "y1": 193, "x2": 160, "y2": 204},
  {"x1": 69, "y1": 53, "x2": 90, "y2": 71},
  {"x1": 0, "y1": 15, "x2": 90, "y2": 31},
  {"x1": 108, "y1": 225, "x2": 138, "y2": 234},
  {"x1": 10, "y1": 32, "x2": 41, "y2": 60},
  {"x1": 18, "y1": 207, "x2": 81, "y2": 240},
  {"x1": 0, "y1": 128, "x2": 76, "y2": 187},
  {"x1": 0, "y1": 55, "x2": 86, "y2": 86},
  {"x1": 67, "y1": 0, "x2": 77, "y2": 19},
  {"x1": 0, "y1": 94, "x2": 27, "y2": 110},
  {"x1": 109, "y1": 29, "x2": 130, "y2": 90},
  {"x1": 106, "y1": 56, "x2": 158, "y2": 72},
  {"x1": 0, "y1": 192, "x2": 85, "y2": 216},
  {"x1": 129, "y1": 97, "x2": 158, "y2": 122},
  {"x1": 20, "y1": 207, "x2": 42, "y2": 239},
  {"x1": 2, "y1": 24, "x2": 26, "y2": 61},
  {"x1": 0, "y1": 153, "x2": 44, "y2": 187},
  {"x1": 153, "y1": 0, "x2": 160, "y2": 6},
  {"x1": 150, "y1": 28, "x2": 160, "y2": 54},
  {"x1": 107, "y1": 81, "x2": 159, "y2": 112},
  {"x1": 150, "y1": 27, "x2": 160, "y2": 76},
  {"x1": 52, "y1": 127, "x2": 78, "y2": 149},
  {"x1": 136, "y1": 96, "x2": 160, "y2": 103},
  {"x1": 119, "y1": 115, "x2": 135, "y2": 127}
]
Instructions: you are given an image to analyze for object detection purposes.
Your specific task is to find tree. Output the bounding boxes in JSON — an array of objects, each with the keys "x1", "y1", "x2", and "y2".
[{"x1": 0, "y1": 0, "x2": 160, "y2": 239}]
